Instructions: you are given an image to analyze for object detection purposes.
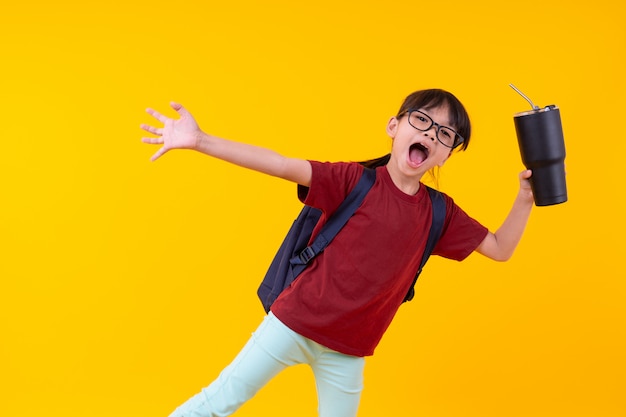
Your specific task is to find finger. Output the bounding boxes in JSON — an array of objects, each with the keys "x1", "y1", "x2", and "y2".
[
  {"x1": 140, "y1": 123, "x2": 163, "y2": 135},
  {"x1": 146, "y1": 107, "x2": 169, "y2": 124},
  {"x1": 150, "y1": 146, "x2": 167, "y2": 162},
  {"x1": 142, "y1": 136, "x2": 163, "y2": 144},
  {"x1": 170, "y1": 101, "x2": 190, "y2": 118}
]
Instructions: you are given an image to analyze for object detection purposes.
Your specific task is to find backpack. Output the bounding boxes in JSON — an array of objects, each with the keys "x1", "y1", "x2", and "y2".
[{"x1": 257, "y1": 167, "x2": 446, "y2": 313}]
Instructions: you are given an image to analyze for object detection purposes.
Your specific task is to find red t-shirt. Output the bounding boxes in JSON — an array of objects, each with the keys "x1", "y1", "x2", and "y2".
[{"x1": 271, "y1": 162, "x2": 488, "y2": 356}]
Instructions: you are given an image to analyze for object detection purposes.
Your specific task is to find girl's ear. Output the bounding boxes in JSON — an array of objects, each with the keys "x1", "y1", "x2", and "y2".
[{"x1": 386, "y1": 117, "x2": 399, "y2": 138}]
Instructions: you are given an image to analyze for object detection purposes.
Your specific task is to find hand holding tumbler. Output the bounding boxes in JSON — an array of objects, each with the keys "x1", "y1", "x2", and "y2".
[{"x1": 511, "y1": 84, "x2": 568, "y2": 206}]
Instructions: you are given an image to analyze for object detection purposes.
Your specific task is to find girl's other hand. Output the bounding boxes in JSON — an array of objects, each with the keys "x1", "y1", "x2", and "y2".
[
  {"x1": 141, "y1": 102, "x2": 202, "y2": 161},
  {"x1": 519, "y1": 169, "x2": 534, "y2": 203}
]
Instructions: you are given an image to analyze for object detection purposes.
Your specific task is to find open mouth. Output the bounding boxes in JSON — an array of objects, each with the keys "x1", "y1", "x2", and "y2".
[{"x1": 409, "y1": 143, "x2": 429, "y2": 166}]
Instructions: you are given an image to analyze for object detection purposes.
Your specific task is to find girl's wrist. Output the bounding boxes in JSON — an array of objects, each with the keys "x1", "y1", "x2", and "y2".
[
  {"x1": 194, "y1": 131, "x2": 212, "y2": 153},
  {"x1": 516, "y1": 188, "x2": 535, "y2": 207}
]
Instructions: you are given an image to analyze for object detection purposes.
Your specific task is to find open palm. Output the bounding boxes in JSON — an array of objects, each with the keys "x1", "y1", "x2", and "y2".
[{"x1": 141, "y1": 102, "x2": 201, "y2": 161}]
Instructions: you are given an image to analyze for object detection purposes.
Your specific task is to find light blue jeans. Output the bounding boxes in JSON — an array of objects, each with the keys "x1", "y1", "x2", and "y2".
[{"x1": 168, "y1": 312, "x2": 365, "y2": 417}]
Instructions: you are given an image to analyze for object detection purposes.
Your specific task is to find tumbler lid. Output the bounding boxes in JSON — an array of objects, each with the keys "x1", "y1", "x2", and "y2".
[{"x1": 514, "y1": 105, "x2": 559, "y2": 118}]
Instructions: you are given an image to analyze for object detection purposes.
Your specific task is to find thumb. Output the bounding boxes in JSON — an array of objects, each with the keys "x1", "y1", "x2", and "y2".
[
  {"x1": 520, "y1": 169, "x2": 532, "y2": 180},
  {"x1": 151, "y1": 146, "x2": 168, "y2": 162}
]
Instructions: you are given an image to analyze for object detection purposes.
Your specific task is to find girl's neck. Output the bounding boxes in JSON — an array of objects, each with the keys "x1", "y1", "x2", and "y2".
[{"x1": 385, "y1": 162, "x2": 423, "y2": 195}]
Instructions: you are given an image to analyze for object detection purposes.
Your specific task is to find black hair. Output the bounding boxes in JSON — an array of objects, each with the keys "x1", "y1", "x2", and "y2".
[{"x1": 359, "y1": 154, "x2": 391, "y2": 169}]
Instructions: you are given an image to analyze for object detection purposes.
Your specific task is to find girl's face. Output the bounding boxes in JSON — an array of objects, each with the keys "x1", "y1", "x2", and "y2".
[{"x1": 386, "y1": 105, "x2": 455, "y2": 191}]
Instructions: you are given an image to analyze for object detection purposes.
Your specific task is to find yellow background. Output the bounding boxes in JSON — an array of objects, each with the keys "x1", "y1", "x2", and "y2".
[{"x1": 1, "y1": 1, "x2": 624, "y2": 416}]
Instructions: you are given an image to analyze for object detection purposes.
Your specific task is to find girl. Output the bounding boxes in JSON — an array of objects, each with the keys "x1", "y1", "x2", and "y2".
[{"x1": 141, "y1": 89, "x2": 534, "y2": 417}]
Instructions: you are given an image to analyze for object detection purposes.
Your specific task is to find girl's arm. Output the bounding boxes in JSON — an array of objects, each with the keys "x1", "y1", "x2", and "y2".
[
  {"x1": 475, "y1": 170, "x2": 534, "y2": 261},
  {"x1": 141, "y1": 102, "x2": 312, "y2": 186}
]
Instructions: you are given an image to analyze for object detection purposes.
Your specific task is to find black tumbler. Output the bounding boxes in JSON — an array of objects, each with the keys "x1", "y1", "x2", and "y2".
[{"x1": 513, "y1": 105, "x2": 567, "y2": 206}]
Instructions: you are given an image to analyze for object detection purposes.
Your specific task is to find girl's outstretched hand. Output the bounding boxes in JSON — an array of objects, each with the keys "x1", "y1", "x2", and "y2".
[{"x1": 141, "y1": 102, "x2": 202, "y2": 161}]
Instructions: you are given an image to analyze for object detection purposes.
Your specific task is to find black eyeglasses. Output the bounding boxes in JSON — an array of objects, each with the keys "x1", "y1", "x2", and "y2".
[{"x1": 405, "y1": 109, "x2": 465, "y2": 149}]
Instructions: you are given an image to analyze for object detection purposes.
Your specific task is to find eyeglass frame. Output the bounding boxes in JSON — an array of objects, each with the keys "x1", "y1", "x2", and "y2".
[{"x1": 401, "y1": 109, "x2": 465, "y2": 149}]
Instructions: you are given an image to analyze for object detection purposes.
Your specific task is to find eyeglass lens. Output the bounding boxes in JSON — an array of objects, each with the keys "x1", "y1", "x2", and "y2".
[{"x1": 408, "y1": 111, "x2": 460, "y2": 148}]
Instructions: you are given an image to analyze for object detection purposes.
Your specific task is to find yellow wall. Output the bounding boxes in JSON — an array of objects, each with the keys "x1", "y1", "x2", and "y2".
[{"x1": 1, "y1": 1, "x2": 624, "y2": 416}]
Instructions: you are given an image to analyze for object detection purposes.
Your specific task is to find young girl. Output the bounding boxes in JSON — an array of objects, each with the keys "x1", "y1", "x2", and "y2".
[{"x1": 141, "y1": 89, "x2": 534, "y2": 417}]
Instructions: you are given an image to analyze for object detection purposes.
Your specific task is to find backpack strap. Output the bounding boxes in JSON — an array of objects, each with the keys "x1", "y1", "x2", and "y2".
[
  {"x1": 289, "y1": 167, "x2": 376, "y2": 277},
  {"x1": 404, "y1": 186, "x2": 446, "y2": 302}
]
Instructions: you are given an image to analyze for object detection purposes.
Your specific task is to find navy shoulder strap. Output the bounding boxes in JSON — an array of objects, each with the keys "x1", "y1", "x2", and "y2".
[
  {"x1": 403, "y1": 186, "x2": 446, "y2": 302},
  {"x1": 258, "y1": 167, "x2": 376, "y2": 312},
  {"x1": 289, "y1": 167, "x2": 376, "y2": 277}
]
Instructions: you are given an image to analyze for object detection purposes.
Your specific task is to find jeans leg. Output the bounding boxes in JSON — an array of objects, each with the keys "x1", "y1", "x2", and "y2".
[
  {"x1": 169, "y1": 313, "x2": 305, "y2": 417},
  {"x1": 311, "y1": 348, "x2": 365, "y2": 417}
]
